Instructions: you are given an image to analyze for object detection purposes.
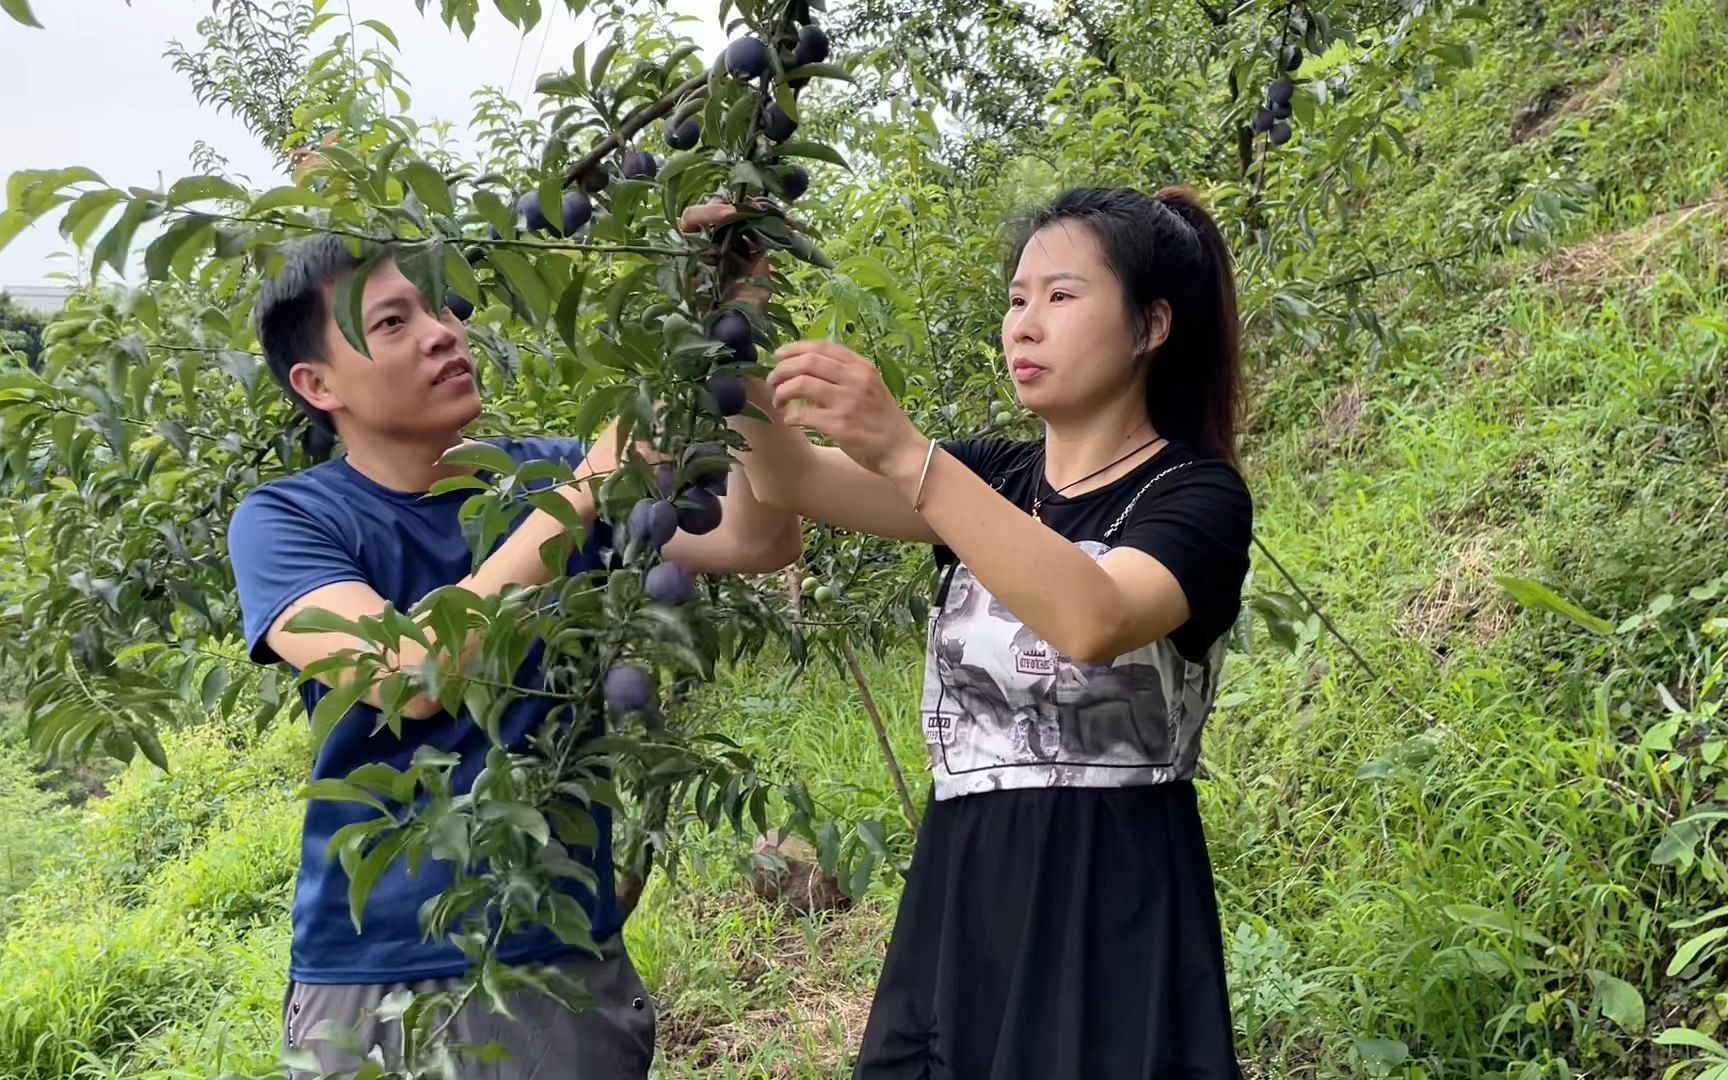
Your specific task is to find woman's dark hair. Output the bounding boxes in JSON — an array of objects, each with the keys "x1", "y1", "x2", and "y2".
[{"x1": 1005, "y1": 186, "x2": 1242, "y2": 463}]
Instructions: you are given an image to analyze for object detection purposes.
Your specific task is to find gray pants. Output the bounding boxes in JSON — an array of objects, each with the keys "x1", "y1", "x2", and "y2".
[{"x1": 283, "y1": 940, "x2": 656, "y2": 1079}]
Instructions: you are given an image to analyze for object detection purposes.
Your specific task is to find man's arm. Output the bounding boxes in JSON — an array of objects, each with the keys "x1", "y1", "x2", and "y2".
[
  {"x1": 265, "y1": 421, "x2": 801, "y2": 719},
  {"x1": 262, "y1": 486, "x2": 595, "y2": 719}
]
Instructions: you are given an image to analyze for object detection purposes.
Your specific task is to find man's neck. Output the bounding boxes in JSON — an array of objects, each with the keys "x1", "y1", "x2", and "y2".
[
  {"x1": 1041, "y1": 401, "x2": 1161, "y2": 495},
  {"x1": 337, "y1": 426, "x2": 471, "y2": 494}
]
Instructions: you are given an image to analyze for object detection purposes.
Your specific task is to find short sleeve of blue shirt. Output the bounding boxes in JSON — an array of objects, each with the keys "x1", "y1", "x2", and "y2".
[{"x1": 229, "y1": 486, "x2": 368, "y2": 665}]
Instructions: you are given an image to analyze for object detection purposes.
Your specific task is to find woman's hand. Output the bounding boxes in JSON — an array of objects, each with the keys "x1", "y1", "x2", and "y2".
[{"x1": 767, "y1": 340, "x2": 931, "y2": 482}]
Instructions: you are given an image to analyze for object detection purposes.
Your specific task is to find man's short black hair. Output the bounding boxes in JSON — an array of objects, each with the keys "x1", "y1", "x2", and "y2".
[{"x1": 253, "y1": 233, "x2": 364, "y2": 434}]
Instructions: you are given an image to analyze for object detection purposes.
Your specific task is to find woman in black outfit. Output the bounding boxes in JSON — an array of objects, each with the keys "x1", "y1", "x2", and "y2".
[{"x1": 734, "y1": 185, "x2": 1250, "y2": 1079}]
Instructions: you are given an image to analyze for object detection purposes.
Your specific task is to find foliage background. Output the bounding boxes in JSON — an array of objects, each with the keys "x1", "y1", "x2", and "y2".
[{"x1": 1, "y1": 0, "x2": 1727, "y2": 1075}]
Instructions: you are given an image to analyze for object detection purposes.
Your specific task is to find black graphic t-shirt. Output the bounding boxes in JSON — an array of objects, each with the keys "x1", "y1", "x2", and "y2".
[{"x1": 921, "y1": 438, "x2": 1252, "y2": 799}]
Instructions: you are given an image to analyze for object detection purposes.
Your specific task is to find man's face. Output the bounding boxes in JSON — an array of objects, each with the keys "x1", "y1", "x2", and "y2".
[{"x1": 289, "y1": 260, "x2": 482, "y2": 442}]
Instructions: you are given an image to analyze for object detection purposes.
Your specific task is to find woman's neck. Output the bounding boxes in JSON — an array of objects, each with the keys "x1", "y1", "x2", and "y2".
[{"x1": 1042, "y1": 406, "x2": 1162, "y2": 495}]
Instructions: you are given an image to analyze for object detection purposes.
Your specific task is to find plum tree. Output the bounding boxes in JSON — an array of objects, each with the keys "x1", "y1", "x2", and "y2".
[{"x1": 0, "y1": 2, "x2": 892, "y2": 1068}]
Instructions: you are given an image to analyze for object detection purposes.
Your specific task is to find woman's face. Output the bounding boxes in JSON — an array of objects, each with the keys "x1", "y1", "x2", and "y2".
[{"x1": 1002, "y1": 222, "x2": 1159, "y2": 422}]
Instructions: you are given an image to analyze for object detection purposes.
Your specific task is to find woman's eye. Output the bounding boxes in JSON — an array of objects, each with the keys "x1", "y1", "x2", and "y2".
[
  {"x1": 1008, "y1": 296, "x2": 1026, "y2": 309},
  {"x1": 375, "y1": 316, "x2": 405, "y2": 331},
  {"x1": 1050, "y1": 291, "x2": 1071, "y2": 302}
]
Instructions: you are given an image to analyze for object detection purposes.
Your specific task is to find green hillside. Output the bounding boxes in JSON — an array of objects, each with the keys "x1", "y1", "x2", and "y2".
[{"x1": 1, "y1": 0, "x2": 1725, "y2": 1077}]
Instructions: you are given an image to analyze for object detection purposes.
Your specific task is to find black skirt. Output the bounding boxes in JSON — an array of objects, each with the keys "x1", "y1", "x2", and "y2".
[{"x1": 855, "y1": 782, "x2": 1242, "y2": 1080}]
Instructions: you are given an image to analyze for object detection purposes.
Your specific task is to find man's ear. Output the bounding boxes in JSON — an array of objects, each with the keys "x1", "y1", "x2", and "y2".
[
  {"x1": 288, "y1": 360, "x2": 342, "y2": 415},
  {"x1": 1139, "y1": 299, "x2": 1173, "y2": 358}
]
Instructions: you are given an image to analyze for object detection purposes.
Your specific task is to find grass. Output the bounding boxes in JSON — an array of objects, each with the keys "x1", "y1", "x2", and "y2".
[{"x1": 1, "y1": 0, "x2": 1727, "y2": 1076}]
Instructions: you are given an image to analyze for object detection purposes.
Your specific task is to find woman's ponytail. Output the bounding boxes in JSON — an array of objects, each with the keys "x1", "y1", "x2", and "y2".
[{"x1": 1150, "y1": 187, "x2": 1241, "y2": 465}]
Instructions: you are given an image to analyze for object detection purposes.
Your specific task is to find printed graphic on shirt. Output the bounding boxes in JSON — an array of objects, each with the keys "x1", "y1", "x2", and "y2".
[{"x1": 919, "y1": 539, "x2": 1225, "y2": 799}]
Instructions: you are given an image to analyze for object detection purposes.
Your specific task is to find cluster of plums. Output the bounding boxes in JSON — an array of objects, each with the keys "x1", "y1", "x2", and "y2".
[{"x1": 1250, "y1": 46, "x2": 1304, "y2": 148}]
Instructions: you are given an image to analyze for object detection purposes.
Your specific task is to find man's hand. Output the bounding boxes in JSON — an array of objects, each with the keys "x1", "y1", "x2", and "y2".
[{"x1": 679, "y1": 196, "x2": 779, "y2": 314}]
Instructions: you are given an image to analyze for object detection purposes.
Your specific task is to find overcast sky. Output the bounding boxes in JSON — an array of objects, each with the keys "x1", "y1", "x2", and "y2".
[{"x1": 0, "y1": 0, "x2": 726, "y2": 289}]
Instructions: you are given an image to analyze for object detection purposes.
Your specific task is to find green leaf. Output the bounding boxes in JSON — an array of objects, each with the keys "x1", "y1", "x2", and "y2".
[
  {"x1": 774, "y1": 140, "x2": 846, "y2": 170},
  {"x1": 546, "y1": 891, "x2": 595, "y2": 946},
  {"x1": 1, "y1": 0, "x2": 44, "y2": 27},
  {"x1": 526, "y1": 490, "x2": 586, "y2": 535},
  {"x1": 133, "y1": 722, "x2": 170, "y2": 772},
  {"x1": 1667, "y1": 926, "x2": 1728, "y2": 977},
  {"x1": 358, "y1": 18, "x2": 399, "y2": 48},
  {"x1": 143, "y1": 213, "x2": 213, "y2": 281},
  {"x1": 91, "y1": 197, "x2": 153, "y2": 278},
  {"x1": 285, "y1": 607, "x2": 368, "y2": 637},
  {"x1": 782, "y1": 62, "x2": 853, "y2": 84},
  {"x1": 348, "y1": 830, "x2": 409, "y2": 933},
  {"x1": 310, "y1": 679, "x2": 372, "y2": 751},
  {"x1": 1587, "y1": 970, "x2": 1645, "y2": 1032},
  {"x1": 480, "y1": 801, "x2": 550, "y2": 847},
  {"x1": 395, "y1": 243, "x2": 449, "y2": 317},
  {"x1": 443, "y1": 245, "x2": 482, "y2": 310},
  {"x1": 440, "y1": 440, "x2": 517, "y2": 477},
  {"x1": 166, "y1": 175, "x2": 248, "y2": 206},
  {"x1": 1655, "y1": 1028, "x2": 1728, "y2": 1057},
  {"x1": 1495, "y1": 576, "x2": 1614, "y2": 634},
  {"x1": 300, "y1": 777, "x2": 392, "y2": 814},
  {"x1": 332, "y1": 255, "x2": 379, "y2": 358},
  {"x1": 0, "y1": 209, "x2": 29, "y2": 252},
  {"x1": 487, "y1": 248, "x2": 554, "y2": 323},
  {"x1": 1442, "y1": 903, "x2": 1554, "y2": 947},
  {"x1": 1352, "y1": 1038, "x2": 1409, "y2": 1070},
  {"x1": 856, "y1": 818, "x2": 890, "y2": 857},
  {"x1": 58, "y1": 189, "x2": 125, "y2": 246},
  {"x1": 547, "y1": 804, "x2": 599, "y2": 850},
  {"x1": 429, "y1": 474, "x2": 491, "y2": 496},
  {"x1": 199, "y1": 665, "x2": 231, "y2": 711},
  {"x1": 252, "y1": 185, "x2": 326, "y2": 213},
  {"x1": 400, "y1": 161, "x2": 454, "y2": 216},
  {"x1": 538, "y1": 171, "x2": 565, "y2": 234},
  {"x1": 554, "y1": 271, "x2": 587, "y2": 357},
  {"x1": 589, "y1": 39, "x2": 620, "y2": 87},
  {"x1": 1651, "y1": 818, "x2": 1701, "y2": 865}
]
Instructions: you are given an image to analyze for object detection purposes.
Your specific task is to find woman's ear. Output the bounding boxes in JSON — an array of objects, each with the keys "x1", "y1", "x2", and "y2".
[{"x1": 1139, "y1": 299, "x2": 1173, "y2": 358}]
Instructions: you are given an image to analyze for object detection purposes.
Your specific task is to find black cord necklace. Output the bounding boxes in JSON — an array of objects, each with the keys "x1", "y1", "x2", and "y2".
[{"x1": 1031, "y1": 432, "x2": 1166, "y2": 523}]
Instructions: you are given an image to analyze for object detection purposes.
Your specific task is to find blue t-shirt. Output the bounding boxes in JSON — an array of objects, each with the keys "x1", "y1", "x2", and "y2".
[{"x1": 228, "y1": 437, "x2": 617, "y2": 985}]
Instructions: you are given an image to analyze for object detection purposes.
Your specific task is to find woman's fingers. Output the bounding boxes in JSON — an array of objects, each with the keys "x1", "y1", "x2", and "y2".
[{"x1": 769, "y1": 372, "x2": 842, "y2": 410}]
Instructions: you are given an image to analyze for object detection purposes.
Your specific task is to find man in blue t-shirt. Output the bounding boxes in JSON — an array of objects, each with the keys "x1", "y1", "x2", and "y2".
[{"x1": 228, "y1": 230, "x2": 800, "y2": 1078}]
